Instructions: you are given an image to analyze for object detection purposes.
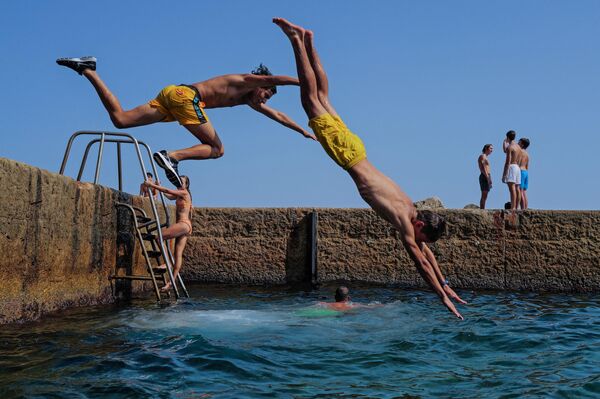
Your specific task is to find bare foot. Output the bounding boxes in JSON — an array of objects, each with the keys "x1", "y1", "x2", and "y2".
[
  {"x1": 273, "y1": 17, "x2": 305, "y2": 38},
  {"x1": 305, "y1": 29, "x2": 314, "y2": 42},
  {"x1": 161, "y1": 282, "x2": 172, "y2": 292}
]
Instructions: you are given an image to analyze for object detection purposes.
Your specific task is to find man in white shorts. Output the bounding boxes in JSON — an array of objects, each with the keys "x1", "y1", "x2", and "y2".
[{"x1": 502, "y1": 130, "x2": 522, "y2": 210}]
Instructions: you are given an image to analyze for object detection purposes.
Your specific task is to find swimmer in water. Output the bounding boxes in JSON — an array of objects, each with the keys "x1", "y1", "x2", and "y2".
[
  {"x1": 322, "y1": 286, "x2": 355, "y2": 311},
  {"x1": 144, "y1": 175, "x2": 192, "y2": 292}
]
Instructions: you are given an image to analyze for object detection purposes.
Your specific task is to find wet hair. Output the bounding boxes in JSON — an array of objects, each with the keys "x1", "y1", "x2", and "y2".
[
  {"x1": 416, "y1": 210, "x2": 447, "y2": 242},
  {"x1": 506, "y1": 130, "x2": 516, "y2": 140},
  {"x1": 146, "y1": 172, "x2": 153, "y2": 178},
  {"x1": 335, "y1": 286, "x2": 350, "y2": 302},
  {"x1": 482, "y1": 144, "x2": 493, "y2": 153},
  {"x1": 519, "y1": 137, "x2": 530, "y2": 149},
  {"x1": 252, "y1": 63, "x2": 277, "y2": 95}
]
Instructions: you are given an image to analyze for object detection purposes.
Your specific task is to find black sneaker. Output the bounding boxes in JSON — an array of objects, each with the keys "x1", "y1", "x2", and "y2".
[
  {"x1": 56, "y1": 56, "x2": 97, "y2": 75},
  {"x1": 153, "y1": 150, "x2": 183, "y2": 188}
]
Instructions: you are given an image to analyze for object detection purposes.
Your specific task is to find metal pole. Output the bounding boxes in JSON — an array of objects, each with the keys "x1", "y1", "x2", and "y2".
[
  {"x1": 94, "y1": 133, "x2": 106, "y2": 184},
  {"x1": 117, "y1": 142, "x2": 123, "y2": 192}
]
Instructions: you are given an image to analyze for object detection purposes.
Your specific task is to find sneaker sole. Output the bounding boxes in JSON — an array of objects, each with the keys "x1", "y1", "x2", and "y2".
[{"x1": 153, "y1": 152, "x2": 182, "y2": 187}]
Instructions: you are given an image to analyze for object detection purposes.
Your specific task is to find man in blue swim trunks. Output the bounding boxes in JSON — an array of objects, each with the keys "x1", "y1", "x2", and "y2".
[{"x1": 518, "y1": 138, "x2": 530, "y2": 209}]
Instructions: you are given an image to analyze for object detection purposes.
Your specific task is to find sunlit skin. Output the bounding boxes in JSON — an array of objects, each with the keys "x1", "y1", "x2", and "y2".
[
  {"x1": 478, "y1": 145, "x2": 493, "y2": 209},
  {"x1": 274, "y1": 17, "x2": 466, "y2": 319},
  {"x1": 78, "y1": 68, "x2": 317, "y2": 164},
  {"x1": 144, "y1": 176, "x2": 192, "y2": 292}
]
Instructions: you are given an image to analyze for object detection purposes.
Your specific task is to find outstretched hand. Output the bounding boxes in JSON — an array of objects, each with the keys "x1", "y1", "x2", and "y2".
[
  {"x1": 302, "y1": 130, "x2": 318, "y2": 141},
  {"x1": 443, "y1": 296, "x2": 464, "y2": 320},
  {"x1": 444, "y1": 285, "x2": 468, "y2": 305}
]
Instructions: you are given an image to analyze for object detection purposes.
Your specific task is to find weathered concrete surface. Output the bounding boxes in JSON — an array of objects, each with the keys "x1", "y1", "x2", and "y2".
[
  {"x1": 2, "y1": 157, "x2": 600, "y2": 325},
  {"x1": 185, "y1": 208, "x2": 600, "y2": 292},
  {"x1": 0, "y1": 158, "x2": 150, "y2": 324},
  {"x1": 183, "y1": 208, "x2": 312, "y2": 284}
]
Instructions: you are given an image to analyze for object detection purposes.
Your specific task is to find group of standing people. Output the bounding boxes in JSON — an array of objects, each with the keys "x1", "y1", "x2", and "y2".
[{"x1": 478, "y1": 130, "x2": 530, "y2": 210}]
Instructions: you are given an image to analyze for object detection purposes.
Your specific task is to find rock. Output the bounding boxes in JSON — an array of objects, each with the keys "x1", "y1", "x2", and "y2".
[
  {"x1": 414, "y1": 197, "x2": 445, "y2": 210},
  {"x1": 464, "y1": 204, "x2": 480, "y2": 209}
]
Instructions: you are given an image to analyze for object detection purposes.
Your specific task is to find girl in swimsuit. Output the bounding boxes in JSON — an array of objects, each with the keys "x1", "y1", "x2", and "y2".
[{"x1": 144, "y1": 175, "x2": 193, "y2": 292}]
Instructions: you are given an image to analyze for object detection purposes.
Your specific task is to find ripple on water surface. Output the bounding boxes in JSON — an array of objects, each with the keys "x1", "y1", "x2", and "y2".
[{"x1": 1, "y1": 286, "x2": 600, "y2": 399}]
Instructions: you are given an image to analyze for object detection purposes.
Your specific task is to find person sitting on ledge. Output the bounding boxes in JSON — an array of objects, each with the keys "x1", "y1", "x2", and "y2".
[
  {"x1": 274, "y1": 17, "x2": 466, "y2": 319},
  {"x1": 143, "y1": 175, "x2": 192, "y2": 292},
  {"x1": 56, "y1": 56, "x2": 317, "y2": 188}
]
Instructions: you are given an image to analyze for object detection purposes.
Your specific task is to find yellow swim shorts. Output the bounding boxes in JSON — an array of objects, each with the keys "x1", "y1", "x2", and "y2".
[
  {"x1": 148, "y1": 85, "x2": 209, "y2": 126},
  {"x1": 308, "y1": 113, "x2": 367, "y2": 170}
]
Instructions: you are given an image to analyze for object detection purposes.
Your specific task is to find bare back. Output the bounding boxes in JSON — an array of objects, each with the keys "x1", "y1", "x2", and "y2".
[
  {"x1": 519, "y1": 150, "x2": 529, "y2": 170},
  {"x1": 189, "y1": 74, "x2": 255, "y2": 108},
  {"x1": 506, "y1": 142, "x2": 522, "y2": 165}
]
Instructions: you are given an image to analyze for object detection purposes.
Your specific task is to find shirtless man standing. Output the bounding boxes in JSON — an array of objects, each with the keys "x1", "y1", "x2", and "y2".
[
  {"x1": 518, "y1": 138, "x2": 530, "y2": 209},
  {"x1": 478, "y1": 144, "x2": 493, "y2": 209},
  {"x1": 502, "y1": 130, "x2": 522, "y2": 210},
  {"x1": 273, "y1": 17, "x2": 465, "y2": 319},
  {"x1": 57, "y1": 57, "x2": 316, "y2": 187}
]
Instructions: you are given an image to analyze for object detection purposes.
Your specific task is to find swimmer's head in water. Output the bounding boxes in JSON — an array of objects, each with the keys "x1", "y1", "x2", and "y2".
[
  {"x1": 335, "y1": 286, "x2": 350, "y2": 302},
  {"x1": 414, "y1": 210, "x2": 446, "y2": 243},
  {"x1": 180, "y1": 175, "x2": 190, "y2": 190}
]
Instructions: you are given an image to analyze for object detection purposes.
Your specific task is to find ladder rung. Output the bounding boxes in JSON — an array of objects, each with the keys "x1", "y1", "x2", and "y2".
[
  {"x1": 146, "y1": 222, "x2": 168, "y2": 232},
  {"x1": 142, "y1": 233, "x2": 156, "y2": 241},
  {"x1": 110, "y1": 275, "x2": 154, "y2": 281},
  {"x1": 152, "y1": 267, "x2": 167, "y2": 274},
  {"x1": 136, "y1": 216, "x2": 152, "y2": 223},
  {"x1": 146, "y1": 250, "x2": 163, "y2": 258}
]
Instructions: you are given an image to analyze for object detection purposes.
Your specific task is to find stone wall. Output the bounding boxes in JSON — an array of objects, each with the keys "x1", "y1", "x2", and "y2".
[
  {"x1": 2, "y1": 157, "x2": 599, "y2": 324},
  {"x1": 184, "y1": 208, "x2": 600, "y2": 292},
  {"x1": 0, "y1": 158, "x2": 162, "y2": 324}
]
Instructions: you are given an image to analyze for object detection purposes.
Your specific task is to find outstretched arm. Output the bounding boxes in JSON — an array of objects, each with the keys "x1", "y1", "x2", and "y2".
[
  {"x1": 242, "y1": 74, "x2": 299, "y2": 88},
  {"x1": 402, "y1": 234, "x2": 463, "y2": 319},
  {"x1": 249, "y1": 102, "x2": 317, "y2": 140},
  {"x1": 422, "y1": 243, "x2": 467, "y2": 305},
  {"x1": 144, "y1": 181, "x2": 184, "y2": 198}
]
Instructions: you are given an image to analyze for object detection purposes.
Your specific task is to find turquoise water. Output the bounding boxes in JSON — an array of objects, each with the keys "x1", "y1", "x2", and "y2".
[{"x1": 1, "y1": 285, "x2": 600, "y2": 398}]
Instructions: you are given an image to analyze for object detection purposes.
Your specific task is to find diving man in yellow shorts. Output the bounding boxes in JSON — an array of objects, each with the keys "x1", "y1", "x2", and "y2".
[
  {"x1": 56, "y1": 57, "x2": 316, "y2": 187},
  {"x1": 273, "y1": 18, "x2": 466, "y2": 319}
]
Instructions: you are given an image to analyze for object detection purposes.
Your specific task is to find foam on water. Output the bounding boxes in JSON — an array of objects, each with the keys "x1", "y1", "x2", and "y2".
[{"x1": 2, "y1": 286, "x2": 599, "y2": 399}]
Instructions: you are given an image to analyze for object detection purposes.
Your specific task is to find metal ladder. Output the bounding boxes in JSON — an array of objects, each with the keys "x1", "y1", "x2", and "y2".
[{"x1": 59, "y1": 130, "x2": 189, "y2": 301}]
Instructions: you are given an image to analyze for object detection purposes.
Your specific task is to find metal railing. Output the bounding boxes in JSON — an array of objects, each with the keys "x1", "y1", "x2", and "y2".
[{"x1": 59, "y1": 130, "x2": 182, "y2": 298}]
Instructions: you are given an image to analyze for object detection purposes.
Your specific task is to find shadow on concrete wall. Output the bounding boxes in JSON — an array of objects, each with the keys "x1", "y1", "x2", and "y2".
[{"x1": 284, "y1": 212, "x2": 312, "y2": 284}]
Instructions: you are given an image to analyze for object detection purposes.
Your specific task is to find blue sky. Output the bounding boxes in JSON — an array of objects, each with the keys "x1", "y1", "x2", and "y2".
[{"x1": 1, "y1": 1, "x2": 598, "y2": 209}]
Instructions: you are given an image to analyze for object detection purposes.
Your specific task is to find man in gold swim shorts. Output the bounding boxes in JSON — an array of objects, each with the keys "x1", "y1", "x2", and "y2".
[
  {"x1": 274, "y1": 18, "x2": 466, "y2": 319},
  {"x1": 56, "y1": 57, "x2": 316, "y2": 187}
]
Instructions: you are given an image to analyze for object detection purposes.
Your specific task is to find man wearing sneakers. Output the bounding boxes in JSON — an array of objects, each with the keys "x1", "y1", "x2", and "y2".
[{"x1": 56, "y1": 57, "x2": 316, "y2": 187}]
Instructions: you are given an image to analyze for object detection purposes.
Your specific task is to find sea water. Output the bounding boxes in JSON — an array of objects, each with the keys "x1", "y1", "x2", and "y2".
[{"x1": 1, "y1": 285, "x2": 599, "y2": 398}]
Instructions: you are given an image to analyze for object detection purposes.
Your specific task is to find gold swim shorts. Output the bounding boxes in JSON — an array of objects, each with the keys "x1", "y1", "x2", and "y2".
[
  {"x1": 309, "y1": 113, "x2": 367, "y2": 170},
  {"x1": 148, "y1": 85, "x2": 209, "y2": 126}
]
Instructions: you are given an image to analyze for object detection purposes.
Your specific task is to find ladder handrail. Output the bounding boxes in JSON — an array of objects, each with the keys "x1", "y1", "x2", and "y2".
[{"x1": 59, "y1": 130, "x2": 181, "y2": 298}]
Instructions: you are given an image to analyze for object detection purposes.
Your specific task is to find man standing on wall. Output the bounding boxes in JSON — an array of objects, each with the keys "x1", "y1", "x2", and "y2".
[
  {"x1": 502, "y1": 130, "x2": 522, "y2": 210},
  {"x1": 273, "y1": 17, "x2": 466, "y2": 319},
  {"x1": 478, "y1": 144, "x2": 493, "y2": 209},
  {"x1": 518, "y1": 138, "x2": 530, "y2": 209}
]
